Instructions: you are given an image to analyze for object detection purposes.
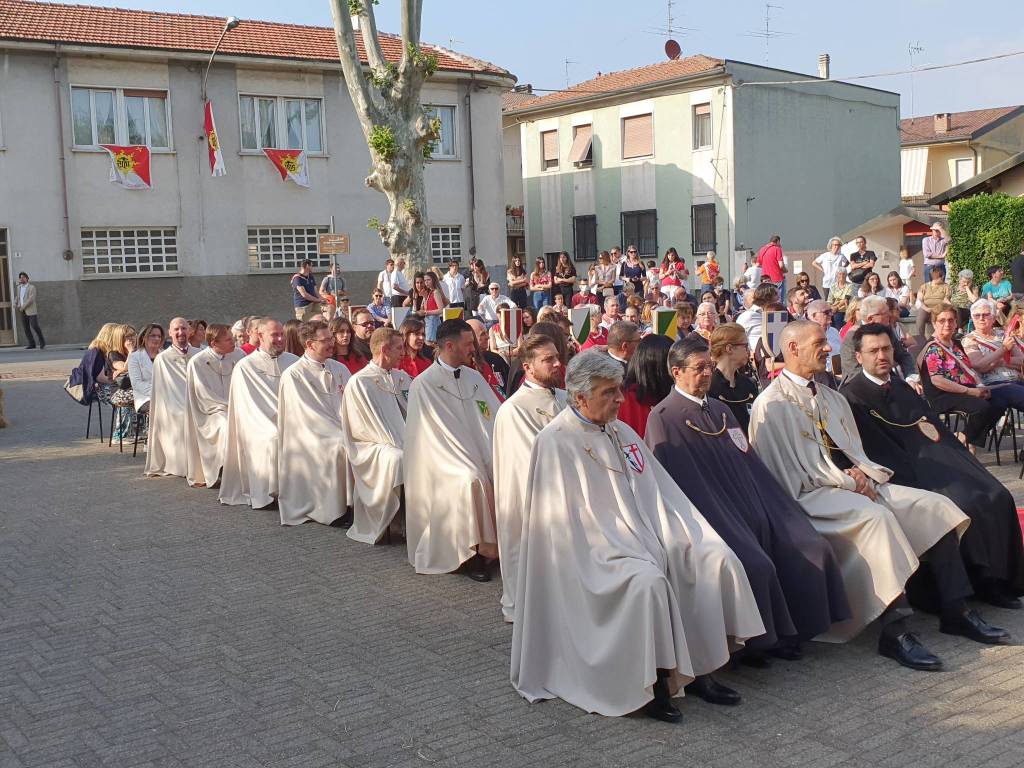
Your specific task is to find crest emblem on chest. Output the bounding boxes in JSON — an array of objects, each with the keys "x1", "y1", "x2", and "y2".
[{"x1": 622, "y1": 442, "x2": 645, "y2": 473}]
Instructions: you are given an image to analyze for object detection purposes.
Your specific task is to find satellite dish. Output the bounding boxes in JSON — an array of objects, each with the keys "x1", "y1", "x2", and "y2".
[{"x1": 665, "y1": 39, "x2": 681, "y2": 60}]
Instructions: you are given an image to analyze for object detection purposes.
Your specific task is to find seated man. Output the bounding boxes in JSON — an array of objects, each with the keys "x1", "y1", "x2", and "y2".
[
  {"x1": 219, "y1": 318, "x2": 299, "y2": 509},
  {"x1": 145, "y1": 316, "x2": 199, "y2": 479},
  {"x1": 493, "y1": 335, "x2": 567, "y2": 623},
  {"x1": 186, "y1": 323, "x2": 245, "y2": 488},
  {"x1": 842, "y1": 323, "x2": 1024, "y2": 610},
  {"x1": 278, "y1": 319, "x2": 351, "y2": 526},
  {"x1": 605, "y1": 321, "x2": 642, "y2": 373},
  {"x1": 404, "y1": 319, "x2": 502, "y2": 581},
  {"x1": 342, "y1": 328, "x2": 411, "y2": 544},
  {"x1": 646, "y1": 338, "x2": 850, "y2": 671},
  {"x1": 511, "y1": 351, "x2": 764, "y2": 723},
  {"x1": 750, "y1": 321, "x2": 1006, "y2": 671}
]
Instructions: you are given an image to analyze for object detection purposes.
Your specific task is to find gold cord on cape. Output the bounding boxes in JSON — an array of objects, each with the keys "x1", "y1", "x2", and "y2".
[
  {"x1": 868, "y1": 410, "x2": 929, "y2": 429},
  {"x1": 685, "y1": 413, "x2": 729, "y2": 436}
]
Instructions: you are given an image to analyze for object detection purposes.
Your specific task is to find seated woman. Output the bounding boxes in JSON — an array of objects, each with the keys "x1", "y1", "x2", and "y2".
[
  {"x1": 827, "y1": 267, "x2": 855, "y2": 328},
  {"x1": 980, "y1": 265, "x2": 1014, "y2": 321},
  {"x1": 617, "y1": 334, "x2": 673, "y2": 437},
  {"x1": 838, "y1": 298, "x2": 860, "y2": 339},
  {"x1": 857, "y1": 271, "x2": 884, "y2": 299},
  {"x1": 397, "y1": 316, "x2": 433, "y2": 379},
  {"x1": 883, "y1": 271, "x2": 912, "y2": 317},
  {"x1": 920, "y1": 303, "x2": 1002, "y2": 454},
  {"x1": 127, "y1": 323, "x2": 165, "y2": 414},
  {"x1": 961, "y1": 298, "x2": 1024, "y2": 410},
  {"x1": 950, "y1": 268, "x2": 979, "y2": 330},
  {"x1": 107, "y1": 323, "x2": 138, "y2": 439},
  {"x1": 794, "y1": 271, "x2": 821, "y2": 301},
  {"x1": 915, "y1": 266, "x2": 953, "y2": 337},
  {"x1": 708, "y1": 323, "x2": 759, "y2": 434},
  {"x1": 76, "y1": 323, "x2": 116, "y2": 406},
  {"x1": 367, "y1": 290, "x2": 390, "y2": 326},
  {"x1": 329, "y1": 316, "x2": 369, "y2": 374},
  {"x1": 689, "y1": 301, "x2": 718, "y2": 341}
]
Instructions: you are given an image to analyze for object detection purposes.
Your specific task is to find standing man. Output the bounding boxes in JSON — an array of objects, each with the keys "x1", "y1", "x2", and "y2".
[
  {"x1": 145, "y1": 317, "x2": 199, "y2": 479},
  {"x1": 278, "y1": 319, "x2": 351, "y2": 527},
  {"x1": 922, "y1": 223, "x2": 949, "y2": 281},
  {"x1": 442, "y1": 259, "x2": 467, "y2": 312},
  {"x1": 493, "y1": 335, "x2": 567, "y2": 622},
  {"x1": 14, "y1": 272, "x2": 44, "y2": 349},
  {"x1": 185, "y1": 323, "x2": 245, "y2": 488},
  {"x1": 343, "y1": 328, "x2": 411, "y2": 545},
  {"x1": 319, "y1": 263, "x2": 347, "y2": 320},
  {"x1": 377, "y1": 258, "x2": 410, "y2": 308},
  {"x1": 757, "y1": 235, "x2": 786, "y2": 294},
  {"x1": 290, "y1": 260, "x2": 324, "y2": 321},
  {"x1": 847, "y1": 236, "x2": 877, "y2": 286},
  {"x1": 404, "y1": 319, "x2": 502, "y2": 581}
]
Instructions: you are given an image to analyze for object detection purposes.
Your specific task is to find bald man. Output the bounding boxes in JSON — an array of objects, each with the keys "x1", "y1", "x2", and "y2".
[
  {"x1": 145, "y1": 317, "x2": 199, "y2": 478},
  {"x1": 750, "y1": 321, "x2": 1005, "y2": 671}
]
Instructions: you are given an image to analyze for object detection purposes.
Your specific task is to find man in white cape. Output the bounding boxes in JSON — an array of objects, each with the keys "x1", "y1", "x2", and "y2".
[
  {"x1": 405, "y1": 319, "x2": 502, "y2": 581},
  {"x1": 749, "y1": 321, "x2": 1005, "y2": 671},
  {"x1": 511, "y1": 351, "x2": 764, "y2": 723},
  {"x1": 145, "y1": 317, "x2": 199, "y2": 478},
  {"x1": 185, "y1": 323, "x2": 245, "y2": 487},
  {"x1": 277, "y1": 319, "x2": 351, "y2": 526},
  {"x1": 342, "y1": 327, "x2": 411, "y2": 544},
  {"x1": 493, "y1": 334, "x2": 567, "y2": 622},
  {"x1": 219, "y1": 318, "x2": 298, "y2": 509}
]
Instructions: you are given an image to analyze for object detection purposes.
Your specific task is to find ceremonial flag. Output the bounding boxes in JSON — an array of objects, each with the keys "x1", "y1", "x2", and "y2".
[
  {"x1": 99, "y1": 145, "x2": 151, "y2": 189},
  {"x1": 653, "y1": 307, "x2": 678, "y2": 338},
  {"x1": 204, "y1": 101, "x2": 226, "y2": 177},
  {"x1": 263, "y1": 148, "x2": 310, "y2": 187},
  {"x1": 497, "y1": 306, "x2": 522, "y2": 345},
  {"x1": 443, "y1": 307, "x2": 464, "y2": 321},
  {"x1": 761, "y1": 311, "x2": 791, "y2": 357},
  {"x1": 390, "y1": 306, "x2": 410, "y2": 329},
  {"x1": 570, "y1": 307, "x2": 591, "y2": 345}
]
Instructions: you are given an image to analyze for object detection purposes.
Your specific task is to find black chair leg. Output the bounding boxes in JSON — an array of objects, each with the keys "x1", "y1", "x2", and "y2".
[
  {"x1": 108, "y1": 405, "x2": 117, "y2": 448},
  {"x1": 85, "y1": 400, "x2": 93, "y2": 438}
]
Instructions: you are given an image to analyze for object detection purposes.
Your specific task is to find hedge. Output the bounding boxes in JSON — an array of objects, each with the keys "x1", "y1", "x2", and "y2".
[{"x1": 947, "y1": 193, "x2": 1024, "y2": 278}]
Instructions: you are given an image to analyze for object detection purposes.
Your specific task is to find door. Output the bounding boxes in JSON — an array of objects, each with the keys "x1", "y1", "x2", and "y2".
[{"x1": 0, "y1": 230, "x2": 13, "y2": 346}]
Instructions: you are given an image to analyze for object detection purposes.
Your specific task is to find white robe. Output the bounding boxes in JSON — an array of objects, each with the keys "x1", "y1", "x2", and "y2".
[
  {"x1": 218, "y1": 349, "x2": 299, "y2": 509},
  {"x1": 341, "y1": 362, "x2": 411, "y2": 544},
  {"x1": 185, "y1": 347, "x2": 245, "y2": 487},
  {"x1": 404, "y1": 362, "x2": 501, "y2": 573},
  {"x1": 493, "y1": 383, "x2": 567, "y2": 621},
  {"x1": 144, "y1": 345, "x2": 199, "y2": 478},
  {"x1": 277, "y1": 354, "x2": 351, "y2": 526},
  {"x1": 511, "y1": 409, "x2": 764, "y2": 716},
  {"x1": 749, "y1": 373, "x2": 969, "y2": 642}
]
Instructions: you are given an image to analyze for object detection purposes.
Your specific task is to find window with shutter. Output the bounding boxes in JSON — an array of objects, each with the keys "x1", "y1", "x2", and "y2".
[
  {"x1": 541, "y1": 130, "x2": 559, "y2": 170},
  {"x1": 620, "y1": 210, "x2": 657, "y2": 258},
  {"x1": 621, "y1": 114, "x2": 653, "y2": 159},
  {"x1": 692, "y1": 103, "x2": 712, "y2": 150},
  {"x1": 568, "y1": 125, "x2": 593, "y2": 166}
]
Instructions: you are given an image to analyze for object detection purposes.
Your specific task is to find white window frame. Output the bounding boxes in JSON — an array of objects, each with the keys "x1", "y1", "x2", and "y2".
[
  {"x1": 69, "y1": 85, "x2": 173, "y2": 151},
  {"x1": 238, "y1": 94, "x2": 326, "y2": 155},
  {"x1": 692, "y1": 103, "x2": 712, "y2": 150},
  {"x1": 247, "y1": 225, "x2": 331, "y2": 273},
  {"x1": 79, "y1": 227, "x2": 180, "y2": 278},
  {"x1": 954, "y1": 157, "x2": 975, "y2": 186},
  {"x1": 424, "y1": 103, "x2": 458, "y2": 160},
  {"x1": 430, "y1": 225, "x2": 463, "y2": 264}
]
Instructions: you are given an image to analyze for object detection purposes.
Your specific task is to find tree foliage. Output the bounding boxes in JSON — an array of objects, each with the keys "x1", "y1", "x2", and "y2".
[{"x1": 947, "y1": 193, "x2": 1024, "y2": 277}]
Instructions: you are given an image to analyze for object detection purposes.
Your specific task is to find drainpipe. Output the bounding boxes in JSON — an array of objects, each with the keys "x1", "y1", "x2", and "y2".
[
  {"x1": 464, "y1": 78, "x2": 477, "y2": 257},
  {"x1": 969, "y1": 142, "x2": 980, "y2": 177},
  {"x1": 52, "y1": 48, "x2": 74, "y2": 263}
]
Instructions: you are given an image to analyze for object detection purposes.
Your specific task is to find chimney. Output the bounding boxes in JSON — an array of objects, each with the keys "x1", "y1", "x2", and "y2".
[
  {"x1": 934, "y1": 113, "x2": 952, "y2": 133},
  {"x1": 818, "y1": 53, "x2": 830, "y2": 80}
]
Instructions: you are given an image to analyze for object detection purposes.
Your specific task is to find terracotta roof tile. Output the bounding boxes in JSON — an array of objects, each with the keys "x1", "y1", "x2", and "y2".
[
  {"x1": 501, "y1": 89, "x2": 538, "y2": 111},
  {"x1": 0, "y1": 0, "x2": 511, "y2": 77},
  {"x1": 504, "y1": 55, "x2": 724, "y2": 113},
  {"x1": 900, "y1": 106, "x2": 1023, "y2": 144}
]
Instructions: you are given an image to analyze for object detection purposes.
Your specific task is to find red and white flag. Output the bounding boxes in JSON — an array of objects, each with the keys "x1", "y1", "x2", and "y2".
[
  {"x1": 204, "y1": 101, "x2": 226, "y2": 177},
  {"x1": 99, "y1": 145, "x2": 151, "y2": 189},
  {"x1": 263, "y1": 148, "x2": 309, "y2": 188},
  {"x1": 498, "y1": 306, "x2": 523, "y2": 345}
]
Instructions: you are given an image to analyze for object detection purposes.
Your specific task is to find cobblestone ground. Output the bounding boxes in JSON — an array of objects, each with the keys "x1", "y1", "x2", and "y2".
[{"x1": 3, "y1": 360, "x2": 1024, "y2": 768}]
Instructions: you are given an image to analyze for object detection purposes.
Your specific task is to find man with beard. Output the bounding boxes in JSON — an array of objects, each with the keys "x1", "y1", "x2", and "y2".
[{"x1": 145, "y1": 317, "x2": 199, "y2": 479}]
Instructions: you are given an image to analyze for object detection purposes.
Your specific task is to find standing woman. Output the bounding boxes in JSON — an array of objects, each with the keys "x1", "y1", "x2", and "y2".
[
  {"x1": 661, "y1": 247, "x2": 689, "y2": 284},
  {"x1": 507, "y1": 256, "x2": 529, "y2": 309},
  {"x1": 467, "y1": 258, "x2": 491, "y2": 317},
  {"x1": 708, "y1": 323, "x2": 759, "y2": 434},
  {"x1": 397, "y1": 316, "x2": 433, "y2": 379},
  {"x1": 127, "y1": 323, "x2": 165, "y2": 415},
  {"x1": 620, "y1": 248, "x2": 646, "y2": 296},
  {"x1": 529, "y1": 257, "x2": 552, "y2": 311},
  {"x1": 696, "y1": 251, "x2": 721, "y2": 294},
  {"x1": 552, "y1": 251, "x2": 577, "y2": 305},
  {"x1": 404, "y1": 272, "x2": 428, "y2": 312},
  {"x1": 421, "y1": 271, "x2": 447, "y2": 345},
  {"x1": 592, "y1": 251, "x2": 617, "y2": 298}
]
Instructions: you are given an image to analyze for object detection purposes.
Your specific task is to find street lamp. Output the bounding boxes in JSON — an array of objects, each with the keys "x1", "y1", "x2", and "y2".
[{"x1": 201, "y1": 16, "x2": 240, "y2": 102}]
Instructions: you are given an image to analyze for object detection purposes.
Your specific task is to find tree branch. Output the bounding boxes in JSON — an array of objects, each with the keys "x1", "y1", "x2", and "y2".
[
  {"x1": 354, "y1": 0, "x2": 388, "y2": 75},
  {"x1": 327, "y1": 0, "x2": 381, "y2": 127},
  {"x1": 400, "y1": 0, "x2": 422, "y2": 50}
]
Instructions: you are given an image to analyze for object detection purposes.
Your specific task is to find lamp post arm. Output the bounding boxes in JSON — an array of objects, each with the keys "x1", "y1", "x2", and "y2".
[{"x1": 201, "y1": 25, "x2": 232, "y2": 103}]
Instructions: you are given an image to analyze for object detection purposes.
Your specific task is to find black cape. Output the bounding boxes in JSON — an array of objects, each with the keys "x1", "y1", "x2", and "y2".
[
  {"x1": 708, "y1": 368, "x2": 758, "y2": 434},
  {"x1": 646, "y1": 390, "x2": 851, "y2": 645},
  {"x1": 841, "y1": 371, "x2": 1024, "y2": 597}
]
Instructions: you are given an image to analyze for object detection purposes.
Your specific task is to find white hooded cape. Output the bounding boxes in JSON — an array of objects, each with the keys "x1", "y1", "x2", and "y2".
[
  {"x1": 277, "y1": 354, "x2": 351, "y2": 526},
  {"x1": 341, "y1": 362, "x2": 411, "y2": 544},
  {"x1": 144, "y1": 345, "x2": 199, "y2": 478},
  {"x1": 493, "y1": 383, "x2": 567, "y2": 621},
  {"x1": 185, "y1": 347, "x2": 245, "y2": 487},
  {"x1": 510, "y1": 408, "x2": 764, "y2": 716},
  {"x1": 404, "y1": 361, "x2": 501, "y2": 573},
  {"x1": 218, "y1": 349, "x2": 298, "y2": 508},
  {"x1": 749, "y1": 372, "x2": 969, "y2": 641}
]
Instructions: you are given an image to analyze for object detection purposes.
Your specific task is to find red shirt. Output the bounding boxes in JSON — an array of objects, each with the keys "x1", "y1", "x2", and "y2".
[
  {"x1": 399, "y1": 353, "x2": 432, "y2": 379},
  {"x1": 335, "y1": 351, "x2": 368, "y2": 374},
  {"x1": 472, "y1": 360, "x2": 506, "y2": 403},
  {"x1": 580, "y1": 327, "x2": 608, "y2": 350},
  {"x1": 757, "y1": 242, "x2": 785, "y2": 283},
  {"x1": 571, "y1": 293, "x2": 599, "y2": 307},
  {"x1": 617, "y1": 384, "x2": 654, "y2": 437},
  {"x1": 241, "y1": 343, "x2": 257, "y2": 355},
  {"x1": 839, "y1": 322, "x2": 855, "y2": 340}
]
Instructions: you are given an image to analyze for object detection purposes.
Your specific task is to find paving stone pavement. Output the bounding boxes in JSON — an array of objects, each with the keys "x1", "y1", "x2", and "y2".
[{"x1": 2, "y1": 378, "x2": 1024, "y2": 768}]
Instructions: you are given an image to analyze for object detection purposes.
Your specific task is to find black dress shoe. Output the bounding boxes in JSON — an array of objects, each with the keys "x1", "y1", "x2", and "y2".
[
  {"x1": 644, "y1": 672, "x2": 682, "y2": 724},
  {"x1": 685, "y1": 675, "x2": 741, "y2": 706},
  {"x1": 329, "y1": 508, "x2": 354, "y2": 528},
  {"x1": 24, "y1": 345, "x2": 36, "y2": 349},
  {"x1": 940, "y1": 609, "x2": 1011, "y2": 645},
  {"x1": 878, "y1": 632, "x2": 943, "y2": 671},
  {"x1": 770, "y1": 643, "x2": 803, "y2": 661},
  {"x1": 464, "y1": 554, "x2": 491, "y2": 582},
  {"x1": 739, "y1": 651, "x2": 772, "y2": 669}
]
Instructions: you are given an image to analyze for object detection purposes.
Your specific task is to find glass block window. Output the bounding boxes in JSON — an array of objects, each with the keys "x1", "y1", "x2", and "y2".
[
  {"x1": 80, "y1": 228, "x2": 178, "y2": 275},
  {"x1": 247, "y1": 225, "x2": 329, "y2": 271},
  {"x1": 430, "y1": 225, "x2": 462, "y2": 264}
]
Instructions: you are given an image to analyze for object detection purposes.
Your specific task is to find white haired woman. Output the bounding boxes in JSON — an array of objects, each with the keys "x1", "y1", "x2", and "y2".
[
  {"x1": 812, "y1": 235, "x2": 847, "y2": 293},
  {"x1": 962, "y1": 299, "x2": 1024, "y2": 411}
]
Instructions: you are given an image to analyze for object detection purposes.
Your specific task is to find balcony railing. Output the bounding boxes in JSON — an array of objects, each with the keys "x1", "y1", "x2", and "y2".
[{"x1": 506, "y1": 214, "x2": 524, "y2": 235}]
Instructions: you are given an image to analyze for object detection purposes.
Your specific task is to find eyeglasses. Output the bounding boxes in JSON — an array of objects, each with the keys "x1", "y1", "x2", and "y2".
[
  {"x1": 356, "y1": 322, "x2": 376, "y2": 329},
  {"x1": 685, "y1": 363, "x2": 716, "y2": 374}
]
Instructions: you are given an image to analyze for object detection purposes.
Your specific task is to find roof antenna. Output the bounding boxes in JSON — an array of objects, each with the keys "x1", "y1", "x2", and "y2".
[
  {"x1": 908, "y1": 42, "x2": 924, "y2": 117},
  {"x1": 563, "y1": 58, "x2": 576, "y2": 89}
]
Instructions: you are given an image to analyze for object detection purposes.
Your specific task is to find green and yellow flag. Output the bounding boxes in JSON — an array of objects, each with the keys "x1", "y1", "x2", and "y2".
[{"x1": 653, "y1": 307, "x2": 678, "y2": 338}]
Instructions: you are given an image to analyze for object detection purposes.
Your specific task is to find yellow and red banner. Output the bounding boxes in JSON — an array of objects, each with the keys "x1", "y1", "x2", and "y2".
[
  {"x1": 204, "y1": 101, "x2": 226, "y2": 177},
  {"x1": 99, "y1": 145, "x2": 151, "y2": 189},
  {"x1": 263, "y1": 148, "x2": 309, "y2": 188}
]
